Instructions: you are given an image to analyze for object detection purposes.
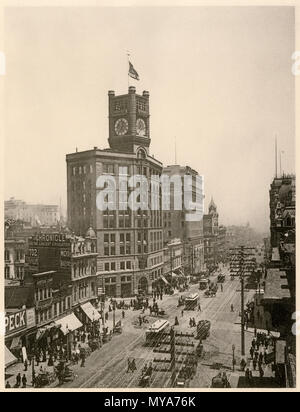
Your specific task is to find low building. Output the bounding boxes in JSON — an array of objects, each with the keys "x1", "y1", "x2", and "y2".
[
  {"x1": 5, "y1": 197, "x2": 60, "y2": 227},
  {"x1": 5, "y1": 286, "x2": 36, "y2": 362}
]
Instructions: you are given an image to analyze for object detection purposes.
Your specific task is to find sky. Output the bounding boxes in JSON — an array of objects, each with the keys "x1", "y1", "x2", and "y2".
[{"x1": 3, "y1": 6, "x2": 295, "y2": 232}]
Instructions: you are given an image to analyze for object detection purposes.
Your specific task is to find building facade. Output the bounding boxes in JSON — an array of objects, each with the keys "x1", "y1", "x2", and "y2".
[
  {"x1": 66, "y1": 87, "x2": 164, "y2": 297},
  {"x1": 162, "y1": 165, "x2": 205, "y2": 276},
  {"x1": 5, "y1": 198, "x2": 60, "y2": 227}
]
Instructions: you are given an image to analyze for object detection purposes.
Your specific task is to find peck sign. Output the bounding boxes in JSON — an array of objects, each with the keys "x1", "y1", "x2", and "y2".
[{"x1": 5, "y1": 310, "x2": 27, "y2": 336}]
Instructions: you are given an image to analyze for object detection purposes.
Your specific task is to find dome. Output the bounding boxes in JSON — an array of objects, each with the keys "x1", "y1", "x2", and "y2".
[{"x1": 86, "y1": 227, "x2": 96, "y2": 239}]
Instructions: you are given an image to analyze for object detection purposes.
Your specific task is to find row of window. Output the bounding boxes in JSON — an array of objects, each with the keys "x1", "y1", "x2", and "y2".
[
  {"x1": 4, "y1": 250, "x2": 25, "y2": 261},
  {"x1": 150, "y1": 255, "x2": 163, "y2": 267},
  {"x1": 72, "y1": 164, "x2": 93, "y2": 176},
  {"x1": 4, "y1": 266, "x2": 24, "y2": 279},
  {"x1": 104, "y1": 261, "x2": 132, "y2": 272},
  {"x1": 37, "y1": 297, "x2": 72, "y2": 324},
  {"x1": 104, "y1": 233, "x2": 131, "y2": 243},
  {"x1": 104, "y1": 275, "x2": 132, "y2": 284}
]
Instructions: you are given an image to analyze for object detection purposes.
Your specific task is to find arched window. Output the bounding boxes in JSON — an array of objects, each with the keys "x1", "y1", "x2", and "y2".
[{"x1": 137, "y1": 148, "x2": 146, "y2": 159}]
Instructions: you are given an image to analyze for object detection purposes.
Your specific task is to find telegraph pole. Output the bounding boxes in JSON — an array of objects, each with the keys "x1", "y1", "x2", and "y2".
[{"x1": 230, "y1": 246, "x2": 255, "y2": 357}]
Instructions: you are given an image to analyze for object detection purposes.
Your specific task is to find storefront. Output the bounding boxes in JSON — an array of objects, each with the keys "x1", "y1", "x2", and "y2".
[{"x1": 5, "y1": 308, "x2": 37, "y2": 362}]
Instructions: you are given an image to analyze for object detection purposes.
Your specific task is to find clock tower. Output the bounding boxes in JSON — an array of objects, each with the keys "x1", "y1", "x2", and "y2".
[{"x1": 108, "y1": 86, "x2": 151, "y2": 153}]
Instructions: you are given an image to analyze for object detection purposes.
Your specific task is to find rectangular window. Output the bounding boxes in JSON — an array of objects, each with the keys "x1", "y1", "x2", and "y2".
[
  {"x1": 119, "y1": 166, "x2": 128, "y2": 175},
  {"x1": 110, "y1": 234, "x2": 115, "y2": 243},
  {"x1": 126, "y1": 261, "x2": 131, "y2": 269},
  {"x1": 103, "y1": 164, "x2": 114, "y2": 174},
  {"x1": 111, "y1": 262, "x2": 116, "y2": 271},
  {"x1": 126, "y1": 233, "x2": 131, "y2": 242},
  {"x1": 104, "y1": 247, "x2": 109, "y2": 256},
  {"x1": 105, "y1": 263, "x2": 109, "y2": 271},
  {"x1": 120, "y1": 261, "x2": 125, "y2": 270},
  {"x1": 104, "y1": 234, "x2": 109, "y2": 243},
  {"x1": 120, "y1": 233, "x2": 125, "y2": 243}
]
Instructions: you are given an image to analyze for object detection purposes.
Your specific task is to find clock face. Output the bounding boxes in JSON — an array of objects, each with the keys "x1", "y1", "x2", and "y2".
[
  {"x1": 115, "y1": 118, "x2": 128, "y2": 136},
  {"x1": 136, "y1": 118, "x2": 146, "y2": 137}
]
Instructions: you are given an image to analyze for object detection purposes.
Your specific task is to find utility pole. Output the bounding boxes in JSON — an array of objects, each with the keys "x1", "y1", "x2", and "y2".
[{"x1": 230, "y1": 246, "x2": 255, "y2": 357}]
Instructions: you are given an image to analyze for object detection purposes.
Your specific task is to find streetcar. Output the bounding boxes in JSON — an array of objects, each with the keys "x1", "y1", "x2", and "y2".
[
  {"x1": 184, "y1": 293, "x2": 199, "y2": 310},
  {"x1": 199, "y1": 279, "x2": 209, "y2": 290},
  {"x1": 145, "y1": 319, "x2": 170, "y2": 346}
]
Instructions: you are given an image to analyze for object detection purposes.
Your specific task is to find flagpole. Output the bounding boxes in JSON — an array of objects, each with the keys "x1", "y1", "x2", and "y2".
[{"x1": 126, "y1": 51, "x2": 130, "y2": 90}]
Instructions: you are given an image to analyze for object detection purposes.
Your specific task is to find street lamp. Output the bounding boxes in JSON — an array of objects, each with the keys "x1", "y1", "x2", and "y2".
[
  {"x1": 113, "y1": 301, "x2": 116, "y2": 330},
  {"x1": 232, "y1": 344, "x2": 236, "y2": 371},
  {"x1": 66, "y1": 324, "x2": 70, "y2": 362}
]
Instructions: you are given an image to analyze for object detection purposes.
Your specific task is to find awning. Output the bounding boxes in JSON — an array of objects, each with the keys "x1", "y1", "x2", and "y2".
[
  {"x1": 171, "y1": 272, "x2": 179, "y2": 279},
  {"x1": 10, "y1": 336, "x2": 22, "y2": 350},
  {"x1": 55, "y1": 313, "x2": 82, "y2": 335},
  {"x1": 36, "y1": 322, "x2": 59, "y2": 340},
  {"x1": 5, "y1": 346, "x2": 17, "y2": 368},
  {"x1": 160, "y1": 275, "x2": 170, "y2": 285},
  {"x1": 80, "y1": 302, "x2": 101, "y2": 321}
]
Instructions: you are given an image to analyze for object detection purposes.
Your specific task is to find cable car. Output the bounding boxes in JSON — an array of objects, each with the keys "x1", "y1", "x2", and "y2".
[
  {"x1": 145, "y1": 319, "x2": 170, "y2": 346},
  {"x1": 184, "y1": 293, "x2": 199, "y2": 310}
]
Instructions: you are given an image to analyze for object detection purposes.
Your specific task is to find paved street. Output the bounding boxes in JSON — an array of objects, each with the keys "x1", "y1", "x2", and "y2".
[{"x1": 56, "y1": 266, "x2": 260, "y2": 388}]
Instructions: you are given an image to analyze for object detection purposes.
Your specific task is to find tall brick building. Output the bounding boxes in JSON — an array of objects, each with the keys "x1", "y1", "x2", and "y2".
[
  {"x1": 66, "y1": 87, "x2": 164, "y2": 297},
  {"x1": 162, "y1": 165, "x2": 204, "y2": 275}
]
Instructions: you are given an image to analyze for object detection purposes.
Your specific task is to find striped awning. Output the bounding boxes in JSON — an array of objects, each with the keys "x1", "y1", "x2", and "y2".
[
  {"x1": 5, "y1": 346, "x2": 17, "y2": 368},
  {"x1": 55, "y1": 313, "x2": 82, "y2": 335}
]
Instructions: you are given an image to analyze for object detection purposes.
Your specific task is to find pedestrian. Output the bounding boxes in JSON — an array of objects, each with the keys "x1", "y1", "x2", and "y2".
[
  {"x1": 253, "y1": 358, "x2": 257, "y2": 371},
  {"x1": 127, "y1": 358, "x2": 132, "y2": 373},
  {"x1": 245, "y1": 368, "x2": 250, "y2": 384},
  {"x1": 16, "y1": 373, "x2": 21, "y2": 388},
  {"x1": 122, "y1": 310, "x2": 125, "y2": 319},
  {"x1": 264, "y1": 351, "x2": 268, "y2": 365},
  {"x1": 240, "y1": 358, "x2": 246, "y2": 372},
  {"x1": 231, "y1": 304, "x2": 234, "y2": 312},
  {"x1": 192, "y1": 318, "x2": 196, "y2": 327},
  {"x1": 175, "y1": 316, "x2": 179, "y2": 326},
  {"x1": 254, "y1": 351, "x2": 259, "y2": 361},
  {"x1": 80, "y1": 352, "x2": 86, "y2": 367},
  {"x1": 5, "y1": 381, "x2": 11, "y2": 388},
  {"x1": 259, "y1": 366, "x2": 264, "y2": 380},
  {"x1": 181, "y1": 309, "x2": 184, "y2": 317},
  {"x1": 198, "y1": 304, "x2": 202, "y2": 312},
  {"x1": 250, "y1": 347, "x2": 254, "y2": 360},
  {"x1": 249, "y1": 370, "x2": 253, "y2": 386},
  {"x1": 221, "y1": 284, "x2": 223, "y2": 293},
  {"x1": 131, "y1": 359, "x2": 137, "y2": 372},
  {"x1": 24, "y1": 359, "x2": 28, "y2": 372},
  {"x1": 22, "y1": 374, "x2": 27, "y2": 388}
]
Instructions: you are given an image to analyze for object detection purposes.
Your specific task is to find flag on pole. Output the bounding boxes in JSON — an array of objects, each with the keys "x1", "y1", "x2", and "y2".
[{"x1": 128, "y1": 61, "x2": 139, "y2": 80}]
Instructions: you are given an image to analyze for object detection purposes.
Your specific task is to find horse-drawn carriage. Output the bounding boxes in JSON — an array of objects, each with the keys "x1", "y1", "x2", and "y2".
[
  {"x1": 33, "y1": 371, "x2": 56, "y2": 388},
  {"x1": 113, "y1": 320, "x2": 122, "y2": 334},
  {"x1": 204, "y1": 289, "x2": 216, "y2": 298}
]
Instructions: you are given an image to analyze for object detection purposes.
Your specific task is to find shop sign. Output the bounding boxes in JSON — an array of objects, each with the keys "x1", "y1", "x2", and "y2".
[{"x1": 5, "y1": 310, "x2": 27, "y2": 336}]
